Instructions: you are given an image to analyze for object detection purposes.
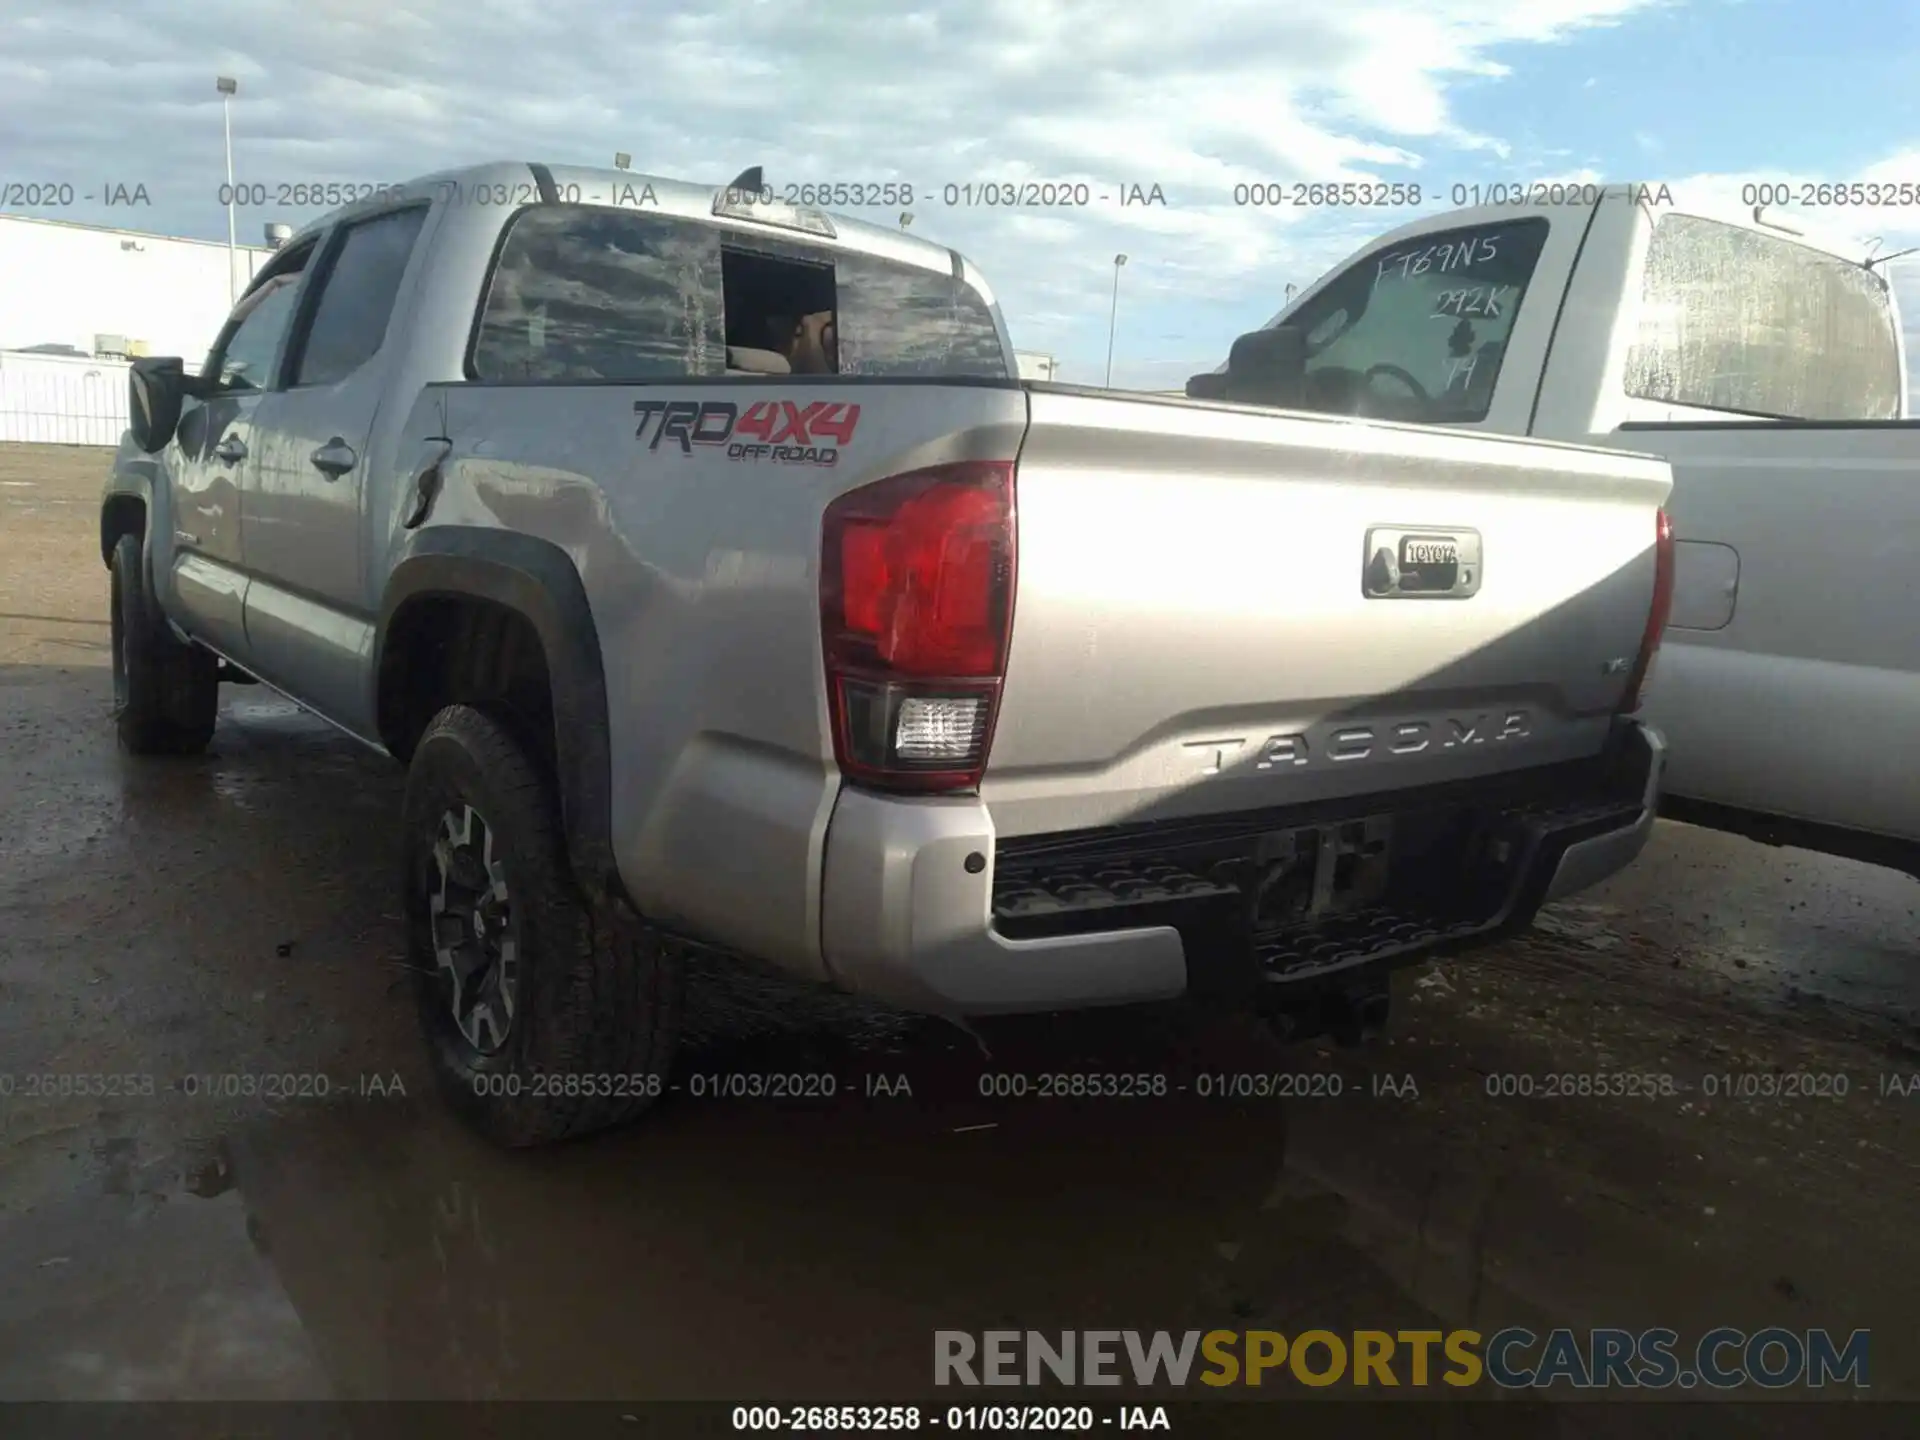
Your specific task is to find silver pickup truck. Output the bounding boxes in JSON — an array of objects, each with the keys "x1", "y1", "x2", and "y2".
[{"x1": 103, "y1": 160, "x2": 1673, "y2": 1145}]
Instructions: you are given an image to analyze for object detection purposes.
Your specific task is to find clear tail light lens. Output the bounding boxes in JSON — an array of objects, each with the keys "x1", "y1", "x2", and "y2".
[{"x1": 820, "y1": 461, "x2": 1016, "y2": 792}]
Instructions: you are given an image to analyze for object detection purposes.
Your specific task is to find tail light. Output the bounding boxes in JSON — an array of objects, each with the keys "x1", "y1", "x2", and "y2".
[
  {"x1": 1620, "y1": 507, "x2": 1675, "y2": 713},
  {"x1": 820, "y1": 460, "x2": 1016, "y2": 793}
]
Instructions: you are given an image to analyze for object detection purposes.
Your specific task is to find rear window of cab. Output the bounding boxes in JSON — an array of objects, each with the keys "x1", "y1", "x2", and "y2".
[{"x1": 468, "y1": 205, "x2": 1009, "y2": 384}]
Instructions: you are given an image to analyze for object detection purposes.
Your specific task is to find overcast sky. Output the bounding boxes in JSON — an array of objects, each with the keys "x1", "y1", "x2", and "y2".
[{"x1": 5, "y1": 0, "x2": 1920, "y2": 388}]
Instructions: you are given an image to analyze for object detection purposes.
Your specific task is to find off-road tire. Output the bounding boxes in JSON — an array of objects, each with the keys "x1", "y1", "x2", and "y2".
[
  {"x1": 109, "y1": 532, "x2": 218, "y2": 755},
  {"x1": 402, "y1": 703, "x2": 681, "y2": 1146}
]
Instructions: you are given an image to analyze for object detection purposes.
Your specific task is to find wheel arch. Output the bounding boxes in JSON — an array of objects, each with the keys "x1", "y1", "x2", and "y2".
[
  {"x1": 100, "y1": 460, "x2": 160, "y2": 592},
  {"x1": 376, "y1": 526, "x2": 618, "y2": 900}
]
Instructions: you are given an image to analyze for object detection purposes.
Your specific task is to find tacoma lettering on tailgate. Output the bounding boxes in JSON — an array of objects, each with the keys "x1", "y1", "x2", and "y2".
[
  {"x1": 632, "y1": 399, "x2": 860, "y2": 466},
  {"x1": 1185, "y1": 711, "x2": 1533, "y2": 775}
]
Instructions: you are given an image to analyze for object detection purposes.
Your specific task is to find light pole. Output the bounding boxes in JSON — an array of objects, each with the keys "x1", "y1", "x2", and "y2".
[
  {"x1": 1104, "y1": 253, "x2": 1128, "y2": 388},
  {"x1": 217, "y1": 76, "x2": 238, "y2": 304}
]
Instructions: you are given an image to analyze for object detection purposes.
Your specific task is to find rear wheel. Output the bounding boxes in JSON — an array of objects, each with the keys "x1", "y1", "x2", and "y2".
[
  {"x1": 108, "y1": 532, "x2": 218, "y2": 755},
  {"x1": 401, "y1": 703, "x2": 681, "y2": 1146}
]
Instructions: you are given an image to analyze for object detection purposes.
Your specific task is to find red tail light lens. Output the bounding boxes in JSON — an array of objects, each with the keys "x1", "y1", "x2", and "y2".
[
  {"x1": 821, "y1": 461, "x2": 1016, "y2": 792},
  {"x1": 1620, "y1": 507, "x2": 1675, "y2": 714}
]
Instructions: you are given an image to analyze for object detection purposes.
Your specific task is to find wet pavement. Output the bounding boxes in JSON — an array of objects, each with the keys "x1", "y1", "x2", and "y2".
[{"x1": 2, "y1": 443, "x2": 1919, "y2": 1418}]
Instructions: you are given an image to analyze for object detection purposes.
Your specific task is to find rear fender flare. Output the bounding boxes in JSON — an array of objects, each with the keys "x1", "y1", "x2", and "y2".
[{"x1": 375, "y1": 526, "x2": 617, "y2": 898}]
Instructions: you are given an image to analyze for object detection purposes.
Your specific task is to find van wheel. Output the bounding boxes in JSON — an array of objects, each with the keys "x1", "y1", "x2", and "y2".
[
  {"x1": 401, "y1": 704, "x2": 681, "y2": 1147},
  {"x1": 109, "y1": 532, "x2": 218, "y2": 755}
]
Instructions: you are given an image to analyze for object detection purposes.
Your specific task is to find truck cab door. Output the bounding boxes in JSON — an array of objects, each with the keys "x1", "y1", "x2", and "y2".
[
  {"x1": 241, "y1": 204, "x2": 433, "y2": 732},
  {"x1": 164, "y1": 252, "x2": 314, "y2": 661}
]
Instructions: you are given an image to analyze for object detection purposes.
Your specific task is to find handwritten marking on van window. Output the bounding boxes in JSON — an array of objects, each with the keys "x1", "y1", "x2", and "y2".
[
  {"x1": 1374, "y1": 234, "x2": 1500, "y2": 287},
  {"x1": 1431, "y1": 285, "x2": 1514, "y2": 319}
]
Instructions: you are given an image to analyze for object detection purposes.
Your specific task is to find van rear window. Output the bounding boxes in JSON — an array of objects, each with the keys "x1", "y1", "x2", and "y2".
[
  {"x1": 832, "y1": 251, "x2": 1010, "y2": 379},
  {"x1": 469, "y1": 204, "x2": 1010, "y2": 383},
  {"x1": 469, "y1": 207, "x2": 724, "y2": 382},
  {"x1": 1623, "y1": 214, "x2": 1901, "y2": 421}
]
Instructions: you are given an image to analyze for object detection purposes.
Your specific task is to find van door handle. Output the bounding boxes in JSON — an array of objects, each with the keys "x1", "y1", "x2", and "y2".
[
  {"x1": 213, "y1": 435, "x2": 247, "y2": 464},
  {"x1": 311, "y1": 438, "x2": 358, "y2": 478}
]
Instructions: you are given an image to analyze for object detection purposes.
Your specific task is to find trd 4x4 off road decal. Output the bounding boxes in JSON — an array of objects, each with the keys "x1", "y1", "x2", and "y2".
[{"x1": 632, "y1": 399, "x2": 861, "y2": 466}]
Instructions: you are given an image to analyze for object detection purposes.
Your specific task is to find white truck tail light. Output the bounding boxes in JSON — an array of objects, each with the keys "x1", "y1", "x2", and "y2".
[
  {"x1": 1620, "y1": 508, "x2": 1675, "y2": 714},
  {"x1": 820, "y1": 461, "x2": 1016, "y2": 793}
]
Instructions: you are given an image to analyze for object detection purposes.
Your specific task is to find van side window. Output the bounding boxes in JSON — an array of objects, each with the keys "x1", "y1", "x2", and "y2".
[
  {"x1": 1280, "y1": 218, "x2": 1549, "y2": 423},
  {"x1": 470, "y1": 207, "x2": 724, "y2": 381},
  {"x1": 1624, "y1": 213, "x2": 1901, "y2": 420}
]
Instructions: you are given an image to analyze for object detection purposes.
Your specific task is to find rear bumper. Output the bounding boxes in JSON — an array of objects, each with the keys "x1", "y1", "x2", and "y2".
[
  {"x1": 1541, "y1": 723, "x2": 1665, "y2": 902},
  {"x1": 818, "y1": 719, "x2": 1665, "y2": 1016},
  {"x1": 816, "y1": 792, "x2": 1189, "y2": 1014}
]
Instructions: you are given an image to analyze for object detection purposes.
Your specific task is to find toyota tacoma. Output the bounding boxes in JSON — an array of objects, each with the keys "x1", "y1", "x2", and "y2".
[{"x1": 102, "y1": 160, "x2": 1673, "y2": 1145}]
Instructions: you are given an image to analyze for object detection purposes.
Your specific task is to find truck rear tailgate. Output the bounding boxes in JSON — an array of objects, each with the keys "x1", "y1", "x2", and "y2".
[{"x1": 986, "y1": 389, "x2": 1673, "y2": 838}]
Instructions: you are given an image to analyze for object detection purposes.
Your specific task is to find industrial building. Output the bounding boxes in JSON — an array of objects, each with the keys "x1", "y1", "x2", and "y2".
[
  {"x1": 1014, "y1": 350, "x2": 1059, "y2": 382},
  {"x1": 0, "y1": 214, "x2": 276, "y2": 445},
  {"x1": 0, "y1": 214, "x2": 277, "y2": 362}
]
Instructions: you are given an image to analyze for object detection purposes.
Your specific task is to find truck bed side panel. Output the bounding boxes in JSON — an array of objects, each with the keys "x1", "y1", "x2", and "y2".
[{"x1": 430, "y1": 380, "x2": 1029, "y2": 976}]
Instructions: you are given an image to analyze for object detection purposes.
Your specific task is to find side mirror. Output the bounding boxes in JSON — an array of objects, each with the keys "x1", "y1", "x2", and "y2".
[
  {"x1": 1222, "y1": 325, "x2": 1306, "y2": 406},
  {"x1": 1185, "y1": 325, "x2": 1308, "y2": 406},
  {"x1": 128, "y1": 357, "x2": 195, "y2": 453}
]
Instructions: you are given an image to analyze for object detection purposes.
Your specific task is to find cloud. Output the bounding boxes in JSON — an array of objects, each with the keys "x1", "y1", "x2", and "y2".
[
  {"x1": 15, "y1": 0, "x2": 1915, "y2": 389},
  {"x1": 3, "y1": 0, "x2": 1680, "y2": 383},
  {"x1": 1643, "y1": 162, "x2": 1920, "y2": 254}
]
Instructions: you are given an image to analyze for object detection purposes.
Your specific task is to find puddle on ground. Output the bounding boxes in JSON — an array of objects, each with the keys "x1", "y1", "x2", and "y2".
[
  {"x1": 2, "y1": 990, "x2": 1914, "y2": 1406},
  {"x1": 0, "y1": 1132, "x2": 332, "y2": 1400}
]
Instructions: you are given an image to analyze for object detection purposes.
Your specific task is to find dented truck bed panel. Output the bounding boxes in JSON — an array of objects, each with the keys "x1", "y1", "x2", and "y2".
[{"x1": 430, "y1": 378, "x2": 1031, "y2": 982}]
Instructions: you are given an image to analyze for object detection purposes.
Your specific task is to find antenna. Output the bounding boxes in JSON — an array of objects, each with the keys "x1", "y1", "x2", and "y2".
[
  {"x1": 725, "y1": 166, "x2": 764, "y2": 194},
  {"x1": 1863, "y1": 244, "x2": 1920, "y2": 272}
]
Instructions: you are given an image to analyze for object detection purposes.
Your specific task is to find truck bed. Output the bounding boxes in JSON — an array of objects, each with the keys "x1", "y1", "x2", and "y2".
[{"x1": 427, "y1": 378, "x2": 1670, "y2": 992}]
